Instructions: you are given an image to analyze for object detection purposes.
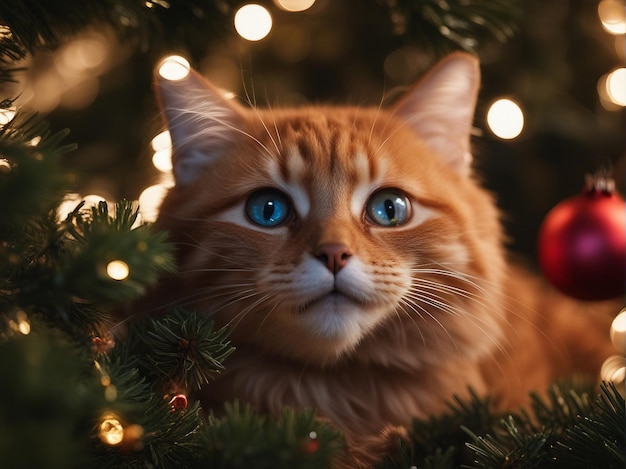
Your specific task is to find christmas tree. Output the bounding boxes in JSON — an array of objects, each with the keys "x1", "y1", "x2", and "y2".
[{"x1": 1, "y1": 1, "x2": 624, "y2": 468}]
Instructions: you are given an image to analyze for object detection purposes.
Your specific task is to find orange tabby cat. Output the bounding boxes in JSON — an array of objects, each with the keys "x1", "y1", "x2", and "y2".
[{"x1": 147, "y1": 53, "x2": 616, "y2": 466}]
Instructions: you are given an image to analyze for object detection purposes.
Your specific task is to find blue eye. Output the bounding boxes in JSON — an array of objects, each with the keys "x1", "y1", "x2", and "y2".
[
  {"x1": 246, "y1": 189, "x2": 291, "y2": 227},
  {"x1": 366, "y1": 189, "x2": 411, "y2": 227}
]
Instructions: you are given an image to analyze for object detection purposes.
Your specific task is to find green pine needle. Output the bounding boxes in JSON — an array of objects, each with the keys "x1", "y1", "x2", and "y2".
[
  {"x1": 138, "y1": 309, "x2": 235, "y2": 392},
  {"x1": 204, "y1": 401, "x2": 344, "y2": 468}
]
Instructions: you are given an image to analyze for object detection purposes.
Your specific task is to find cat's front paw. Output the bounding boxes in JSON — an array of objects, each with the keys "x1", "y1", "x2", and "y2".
[{"x1": 339, "y1": 424, "x2": 409, "y2": 468}]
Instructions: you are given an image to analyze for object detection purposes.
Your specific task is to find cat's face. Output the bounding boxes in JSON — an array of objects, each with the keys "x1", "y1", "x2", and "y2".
[{"x1": 154, "y1": 53, "x2": 505, "y2": 365}]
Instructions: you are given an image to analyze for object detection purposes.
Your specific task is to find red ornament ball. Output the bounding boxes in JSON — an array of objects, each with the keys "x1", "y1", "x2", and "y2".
[
  {"x1": 302, "y1": 432, "x2": 320, "y2": 454},
  {"x1": 538, "y1": 177, "x2": 625, "y2": 301},
  {"x1": 168, "y1": 393, "x2": 188, "y2": 413}
]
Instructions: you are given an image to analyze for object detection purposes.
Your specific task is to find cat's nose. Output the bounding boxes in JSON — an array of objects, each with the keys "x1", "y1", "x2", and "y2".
[{"x1": 314, "y1": 243, "x2": 352, "y2": 274}]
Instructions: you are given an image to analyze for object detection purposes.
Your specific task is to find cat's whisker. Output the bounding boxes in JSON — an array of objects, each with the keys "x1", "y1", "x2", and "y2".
[
  {"x1": 399, "y1": 292, "x2": 458, "y2": 350},
  {"x1": 405, "y1": 282, "x2": 515, "y2": 361},
  {"x1": 256, "y1": 298, "x2": 281, "y2": 334},
  {"x1": 180, "y1": 267, "x2": 257, "y2": 274},
  {"x1": 367, "y1": 84, "x2": 389, "y2": 146},
  {"x1": 412, "y1": 261, "x2": 549, "y2": 347},
  {"x1": 226, "y1": 292, "x2": 272, "y2": 331},
  {"x1": 395, "y1": 299, "x2": 428, "y2": 349}
]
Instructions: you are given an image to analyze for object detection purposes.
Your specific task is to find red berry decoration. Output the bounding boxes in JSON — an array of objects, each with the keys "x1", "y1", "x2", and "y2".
[
  {"x1": 168, "y1": 393, "x2": 188, "y2": 412},
  {"x1": 302, "y1": 431, "x2": 320, "y2": 454},
  {"x1": 538, "y1": 173, "x2": 625, "y2": 301}
]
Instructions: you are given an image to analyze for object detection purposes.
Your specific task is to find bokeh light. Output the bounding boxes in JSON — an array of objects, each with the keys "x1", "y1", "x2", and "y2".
[
  {"x1": 274, "y1": 0, "x2": 316, "y2": 12},
  {"x1": 58, "y1": 193, "x2": 83, "y2": 219},
  {"x1": 158, "y1": 55, "x2": 191, "y2": 80},
  {"x1": 234, "y1": 4, "x2": 273, "y2": 41},
  {"x1": 610, "y1": 309, "x2": 626, "y2": 354},
  {"x1": 152, "y1": 149, "x2": 173, "y2": 172},
  {"x1": 151, "y1": 130, "x2": 173, "y2": 172},
  {"x1": 606, "y1": 67, "x2": 626, "y2": 106},
  {"x1": 598, "y1": 0, "x2": 626, "y2": 35},
  {"x1": 138, "y1": 183, "x2": 171, "y2": 222},
  {"x1": 601, "y1": 355, "x2": 626, "y2": 385},
  {"x1": 486, "y1": 98, "x2": 524, "y2": 140},
  {"x1": 151, "y1": 130, "x2": 171, "y2": 151}
]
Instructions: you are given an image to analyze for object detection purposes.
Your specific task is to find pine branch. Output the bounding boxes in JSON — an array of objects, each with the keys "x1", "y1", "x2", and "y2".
[
  {"x1": 377, "y1": 388, "x2": 499, "y2": 467},
  {"x1": 61, "y1": 200, "x2": 176, "y2": 304},
  {"x1": 376, "y1": 0, "x2": 521, "y2": 52},
  {"x1": 135, "y1": 309, "x2": 235, "y2": 393},
  {"x1": 552, "y1": 382, "x2": 625, "y2": 468},
  {"x1": 0, "y1": 321, "x2": 109, "y2": 469},
  {"x1": 204, "y1": 401, "x2": 344, "y2": 468},
  {"x1": 0, "y1": 113, "x2": 74, "y2": 233}
]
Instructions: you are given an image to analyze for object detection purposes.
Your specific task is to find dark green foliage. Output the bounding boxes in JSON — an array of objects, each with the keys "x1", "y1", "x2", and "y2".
[
  {"x1": 551, "y1": 382, "x2": 625, "y2": 469},
  {"x1": 204, "y1": 401, "x2": 344, "y2": 468},
  {"x1": 0, "y1": 325, "x2": 106, "y2": 469},
  {"x1": 137, "y1": 309, "x2": 235, "y2": 392},
  {"x1": 376, "y1": 0, "x2": 521, "y2": 52},
  {"x1": 377, "y1": 382, "x2": 625, "y2": 469},
  {"x1": 62, "y1": 200, "x2": 176, "y2": 304},
  {"x1": 0, "y1": 0, "x2": 521, "y2": 85},
  {"x1": 377, "y1": 389, "x2": 499, "y2": 467}
]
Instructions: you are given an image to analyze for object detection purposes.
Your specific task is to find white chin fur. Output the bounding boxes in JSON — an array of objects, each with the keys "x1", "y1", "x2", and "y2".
[{"x1": 298, "y1": 294, "x2": 384, "y2": 345}]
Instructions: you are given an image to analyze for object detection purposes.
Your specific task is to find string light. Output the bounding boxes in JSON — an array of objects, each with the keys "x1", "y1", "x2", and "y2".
[
  {"x1": 0, "y1": 158, "x2": 11, "y2": 173},
  {"x1": 234, "y1": 4, "x2": 273, "y2": 41},
  {"x1": 106, "y1": 260, "x2": 130, "y2": 280},
  {"x1": 486, "y1": 98, "x2": 524, "y2": 140},
  {"x1": 98, "y1": 414, "x2": 125, "y2": 446},
  {"x1": 8, "y1": 310, "x2": 31, "y2": 335},
  {"x1": 158, "y1": 55, "x2": 191, "y2": 81},
  {"x1": 274, "y1": 0, "x2": 316, "y2": 12}
]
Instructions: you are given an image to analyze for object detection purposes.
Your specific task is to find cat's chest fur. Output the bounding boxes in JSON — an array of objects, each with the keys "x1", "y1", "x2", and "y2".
[{"x1": 205, "y1": 345, "x2": 487, "y2": 435}]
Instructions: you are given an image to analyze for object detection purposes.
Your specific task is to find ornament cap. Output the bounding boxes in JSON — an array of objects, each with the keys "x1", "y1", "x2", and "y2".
[{"x1": 584, "y1": 171, "x2": 615, "y2": 196}]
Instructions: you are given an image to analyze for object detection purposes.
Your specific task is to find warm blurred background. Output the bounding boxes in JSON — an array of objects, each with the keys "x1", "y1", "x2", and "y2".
[{"x1": 2, "y1": 0, "x2": 625, "y2": 263}]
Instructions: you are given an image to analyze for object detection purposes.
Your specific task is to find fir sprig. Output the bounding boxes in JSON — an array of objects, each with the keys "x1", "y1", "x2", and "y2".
[
  {"x1": 552, "y1": 382, "x2": 625, "y2": 468},
  {"x1": 377, "y1": 389, "x2": 498, "y2": 467},
  {"x1": 379, "y1": 0, "x2": 521, "y2": 52},
  {"x1": 139, "y1": 309, "x2": 235, "y2": 392},
  {"x1": 61, "y1": 200, "x2": 176, "y2": 304},
  {"x1": 0, "y1": 113, "x2": 74, "y2": 233},
  {"x1": 204, "y1": 401, "x2": 344, "y2": 468}
]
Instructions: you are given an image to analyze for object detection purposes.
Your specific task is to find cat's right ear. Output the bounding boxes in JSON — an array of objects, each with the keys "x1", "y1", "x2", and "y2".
[{"x1": 154, "y1": 57, "x2": 244, "y2": 186}]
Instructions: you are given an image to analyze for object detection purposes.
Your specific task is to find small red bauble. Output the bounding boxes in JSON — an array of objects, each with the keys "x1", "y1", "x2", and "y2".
[
  {"x1": 168, "y1": 393, "x2": 188, "y2": 412},
  {"x1": 538, "y1": 175, "x2": 625, "y2": 301},
  {"x1": 302, "y1": 431, "x2": 320, "y2": 454}
]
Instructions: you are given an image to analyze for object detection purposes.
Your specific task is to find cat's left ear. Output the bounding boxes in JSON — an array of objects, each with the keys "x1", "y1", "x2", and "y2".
[
  {"x1": 393, "y1": 52, "x2": 480, "y2": 176},
  {"x1": 154, "y1": 57, "x2": 245, "y2": 186}
]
